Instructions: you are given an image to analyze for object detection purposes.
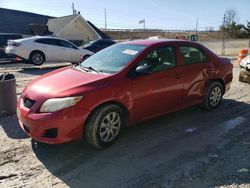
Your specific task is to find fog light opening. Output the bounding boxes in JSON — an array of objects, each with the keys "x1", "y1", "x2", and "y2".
[{"x1": 42, "y1": 128, "x2": 58, "y2": 138}]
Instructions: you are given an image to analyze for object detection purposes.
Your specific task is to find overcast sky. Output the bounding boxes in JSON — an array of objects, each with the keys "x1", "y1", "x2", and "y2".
[{"x1": 1, "y1": 0, "x2": 250, "y2": 30}]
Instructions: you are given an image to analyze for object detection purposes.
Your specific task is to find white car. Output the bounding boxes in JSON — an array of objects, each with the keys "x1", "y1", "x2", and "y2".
[
  {"x1": 240, "y1": 55, "x2": 250, "y2": 70},
  {"x1": 5, "y1": 36, "x2": 93, "y2": 65},
  {"x1": 239, "y1": 55, "x2": 250, "y2": 83}
]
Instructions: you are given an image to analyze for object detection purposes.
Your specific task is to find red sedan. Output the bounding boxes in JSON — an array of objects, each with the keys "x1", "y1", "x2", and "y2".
[{"x1": 17, "y1": 40, "x2": 233, "y2": 149}]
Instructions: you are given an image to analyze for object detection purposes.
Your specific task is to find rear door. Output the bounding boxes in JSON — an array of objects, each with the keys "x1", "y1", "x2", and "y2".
[
  {"x1": 131, "y1": 45, "x2": 183, "y2": 122},
  {"x1": 177, "y1": 44, "x2": 215, "y2": 107},
  {"x1": 35, "y1": 38, "x2": 62, "y2": 61}
]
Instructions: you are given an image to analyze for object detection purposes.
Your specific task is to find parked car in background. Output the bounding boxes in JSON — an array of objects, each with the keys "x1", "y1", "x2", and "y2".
[
  {"x1": 82, "y1": 39, "x2": 116, "y2": 53},
  {"x1": 239, "y1": 55, "x2": 250, "y2": 83},
  {"x1": 6, "y1": 36, "x2": 93, "y2": 65},
  {"x1": 0, "y1": 33, "x2": 23, "y2": 59},
  {"x1": 17, "y1": 39, "x2": 233, "y2": 149}
]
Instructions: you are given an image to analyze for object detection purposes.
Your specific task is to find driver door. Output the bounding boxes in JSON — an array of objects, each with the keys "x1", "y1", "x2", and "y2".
[{"x1": 132, "y1": 45, "x2": 183, "y2": 122}]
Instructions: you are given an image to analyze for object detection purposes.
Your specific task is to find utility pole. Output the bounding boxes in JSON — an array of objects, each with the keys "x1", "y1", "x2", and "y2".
[
  {"x1": 104, "y1": 9, "x2": 107, "y2": 30},
  {"x1": 195, "y1": 18, "x2": 198, "y2": 35},
  {"x1": 221, "y1": 13, "x2": 226, "y2": 55},
  {"x1": 139, "y1": 19, "x2": 145, "y2": 30},
  {"x1": 72, "y1": 3, "x2": 76, "y2": 15}
]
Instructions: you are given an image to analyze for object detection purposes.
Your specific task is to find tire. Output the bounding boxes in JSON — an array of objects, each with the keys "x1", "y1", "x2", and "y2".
[
  {"x1": 29, "y1": 51, "x2": 45, "y2": 66},
  {"x1": 203, "y1": 81, "x2": 223, "y2": 111},
  {"x1": 85, "y1": 104, "x2": 125, "y2": 149}
]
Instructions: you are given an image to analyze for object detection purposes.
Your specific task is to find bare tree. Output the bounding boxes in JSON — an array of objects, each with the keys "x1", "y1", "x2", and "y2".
[{"x1": 224, "y1": 8, "x2": 238, "y2": 26}]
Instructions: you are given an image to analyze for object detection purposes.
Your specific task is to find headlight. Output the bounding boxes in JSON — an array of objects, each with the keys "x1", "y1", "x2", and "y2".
[{"x1": 40, "y1": 96, "x2": 83, "y2": 113}]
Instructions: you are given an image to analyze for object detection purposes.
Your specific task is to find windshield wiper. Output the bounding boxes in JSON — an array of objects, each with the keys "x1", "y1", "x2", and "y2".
[
  {"x1": 80, "y1": 65, "x2": 102, "y2": 74},
  {"x1": 73, "y1": 64, "x2": 90, "y2": 72}
]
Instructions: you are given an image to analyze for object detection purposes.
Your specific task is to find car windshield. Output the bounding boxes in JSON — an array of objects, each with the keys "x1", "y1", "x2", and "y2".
[{"x1": 80, "y1": 43, "x2": 146, "y2": 74}]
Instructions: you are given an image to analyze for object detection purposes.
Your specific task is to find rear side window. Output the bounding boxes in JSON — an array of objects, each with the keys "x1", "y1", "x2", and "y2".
[
  {"x1": 57, "y1": 40, "x2": 77, "y2": 49},
  {"x1": 179, "y1": 46, "x2": 208, "y2": 65},
  {"x1": 35, "y1": 38, "x2": 58, "y2": 46}
]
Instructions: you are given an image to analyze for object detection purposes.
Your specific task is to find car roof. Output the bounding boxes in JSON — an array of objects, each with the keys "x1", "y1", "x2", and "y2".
[
  {"x1": 122, "y1": 39, "x2": 197, "y2": 46},
  {"x1": 32, "y1": 36, "x2": 63, "y2": 40},
  {"x1": 15, "y1": 35, "x2": 71, "y2": 42}
]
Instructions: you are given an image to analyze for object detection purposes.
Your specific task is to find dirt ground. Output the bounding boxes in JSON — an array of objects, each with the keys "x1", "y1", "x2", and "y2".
[{"x1": 0, "y1": 61, "x2": 250, "y2": 188}]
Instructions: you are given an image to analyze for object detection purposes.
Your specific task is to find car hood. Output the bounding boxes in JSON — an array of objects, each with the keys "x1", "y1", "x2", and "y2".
[
  {"x1": 79, "y1": 48, "x2": 94, "y2": 55},
  {"x1": 25, "y1": 66, "x2": 110, "y2": 98}
]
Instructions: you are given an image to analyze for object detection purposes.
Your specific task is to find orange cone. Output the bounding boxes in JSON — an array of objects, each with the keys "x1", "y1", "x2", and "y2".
[{"x1": 238, "y1": 49, "x2": 248, "y2": 64}]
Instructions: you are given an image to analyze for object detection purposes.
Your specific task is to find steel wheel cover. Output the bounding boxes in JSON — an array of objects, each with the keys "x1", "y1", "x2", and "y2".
[
  {"x1": 99, "y1": 112, "x2": 121, "y2": 142},
  {"x1": 209, "y1": 86, "x2": 222, "y2": 107},
  {"x1": 32, "y1": 54, "x2": 43, "y2": 64}
]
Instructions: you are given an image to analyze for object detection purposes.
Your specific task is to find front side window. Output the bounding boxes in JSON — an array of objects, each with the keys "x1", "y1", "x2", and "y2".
[
  {"x1": 137, "y1": 46, "x2": 176, "y2": 72},
  {"x1": 80, "y1": 44, "x2": 146, "y2": 74},
  {"x1": 57, "y1": 40, "x2": 77, "y2": 49},
  {"x1": 179, "y1": 46, "x2": 208, "y2": 65}
]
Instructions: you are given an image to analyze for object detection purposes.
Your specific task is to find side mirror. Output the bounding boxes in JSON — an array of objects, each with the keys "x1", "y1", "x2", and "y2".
[{"x1": 135, "y1": 65, "x2": 152, "y2": 75}]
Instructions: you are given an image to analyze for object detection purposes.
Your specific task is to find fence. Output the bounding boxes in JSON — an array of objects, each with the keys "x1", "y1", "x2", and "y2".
[{"x1": 201, "y1": 39, "x2": 250, "y2": 56}]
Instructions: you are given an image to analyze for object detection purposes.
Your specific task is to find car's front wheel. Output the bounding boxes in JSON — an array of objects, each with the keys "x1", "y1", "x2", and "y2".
[
  {"x1": 29, "y1": 51, "x2": 45, "y2": 66},
  {"x1": 85, "y1": 104, "x2": 125, "y2": 149},
  {"x1": 203, "y1": 81, "x2": 223, "y2": 110}
]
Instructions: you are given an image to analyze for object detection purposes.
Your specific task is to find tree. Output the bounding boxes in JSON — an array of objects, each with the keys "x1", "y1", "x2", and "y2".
[
  {"x1": 243, "y1": 21, "x2": 250, "y2": 37},
  {"x1": 220, "y1": 8, "x2": 244, "y2": 38},
  {"x1": 224, "y1": 8, "x2": 238, "y2": 27}
]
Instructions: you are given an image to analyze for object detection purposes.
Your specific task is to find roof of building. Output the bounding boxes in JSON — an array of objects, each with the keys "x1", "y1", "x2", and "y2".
[
  {"x1": 48, "y1": 15, "x2": 111, "y2": 40},
  {"x1": 0, "y1": 8, "x2": 111, "y2": 40},
  {"x1": 87, "y1": 21, "x2": 111, "y2": 39},
  {"x1": 0, "y1": 8, "x2": 53, "y2": 35},
  {"x1": 47, "y1": 14, "x2": 79, "y2": 34}
]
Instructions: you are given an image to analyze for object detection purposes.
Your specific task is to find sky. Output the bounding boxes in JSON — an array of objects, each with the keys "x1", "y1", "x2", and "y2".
[{"x1": 0, "y1": 0, "x2": 250, "y2": 31}]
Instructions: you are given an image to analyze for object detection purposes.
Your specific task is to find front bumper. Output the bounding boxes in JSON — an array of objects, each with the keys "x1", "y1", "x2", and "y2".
[{"x1": 17, "y1": 100, "x2": 91, "y2": 144}]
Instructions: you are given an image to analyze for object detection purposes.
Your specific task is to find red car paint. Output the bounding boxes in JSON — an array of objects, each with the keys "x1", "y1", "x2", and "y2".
[{"x1": 17, "y1": 40, "x2": 233, "y2": 144}]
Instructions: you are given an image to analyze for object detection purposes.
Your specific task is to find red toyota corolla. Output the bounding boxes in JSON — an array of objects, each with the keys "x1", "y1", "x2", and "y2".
[{"x1": 17, "y1": 40, "x2": 233, "y2": 149}]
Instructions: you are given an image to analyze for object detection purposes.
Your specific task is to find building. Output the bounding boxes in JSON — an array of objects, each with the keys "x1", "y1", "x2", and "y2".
[
  {"x1": 0, "y1": 8, "x2": 52, "y2": 36},
  {"x1": 47, "y1": 14, "x2": 103, "y2": 42},
  {"x1": 0, "y1": 8, "x2": 110, "y2": 42}
]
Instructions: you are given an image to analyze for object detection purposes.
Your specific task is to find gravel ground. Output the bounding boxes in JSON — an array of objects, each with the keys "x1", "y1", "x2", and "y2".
[{"x1": 0, "y1": 60, "x2": 250, "y2": 188}]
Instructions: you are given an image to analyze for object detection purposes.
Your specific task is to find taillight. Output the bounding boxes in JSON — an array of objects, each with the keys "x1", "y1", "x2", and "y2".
[{"x1": 7, "y1": 40, "x2": 22, "y2": 47}]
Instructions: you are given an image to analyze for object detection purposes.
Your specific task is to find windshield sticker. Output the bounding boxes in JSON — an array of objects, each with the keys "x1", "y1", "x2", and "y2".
[{"x1": 123, "y1": 49, "x2": 138, "y2": 55}]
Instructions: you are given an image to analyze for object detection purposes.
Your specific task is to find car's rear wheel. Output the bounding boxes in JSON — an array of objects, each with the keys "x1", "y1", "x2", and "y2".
[
  {"x1": 85, "y1": 104, "x2": 125, "y2": 149},
  {"x1": 30, "y1": 51, "x2": 45, "y2": 66},
  {"x1": 203, "y1": 81, "x2": 223, "y2": 110}
]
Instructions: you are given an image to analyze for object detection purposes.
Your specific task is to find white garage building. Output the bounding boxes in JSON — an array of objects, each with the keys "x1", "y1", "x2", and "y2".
[{"x1": 47, "y1": 14, "x2": 102, "y2": 42}]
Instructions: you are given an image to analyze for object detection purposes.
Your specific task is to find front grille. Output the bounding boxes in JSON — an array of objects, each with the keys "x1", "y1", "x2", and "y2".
[{"x1": 22, "y1": 97, "x2": 35, "y2": 109}]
